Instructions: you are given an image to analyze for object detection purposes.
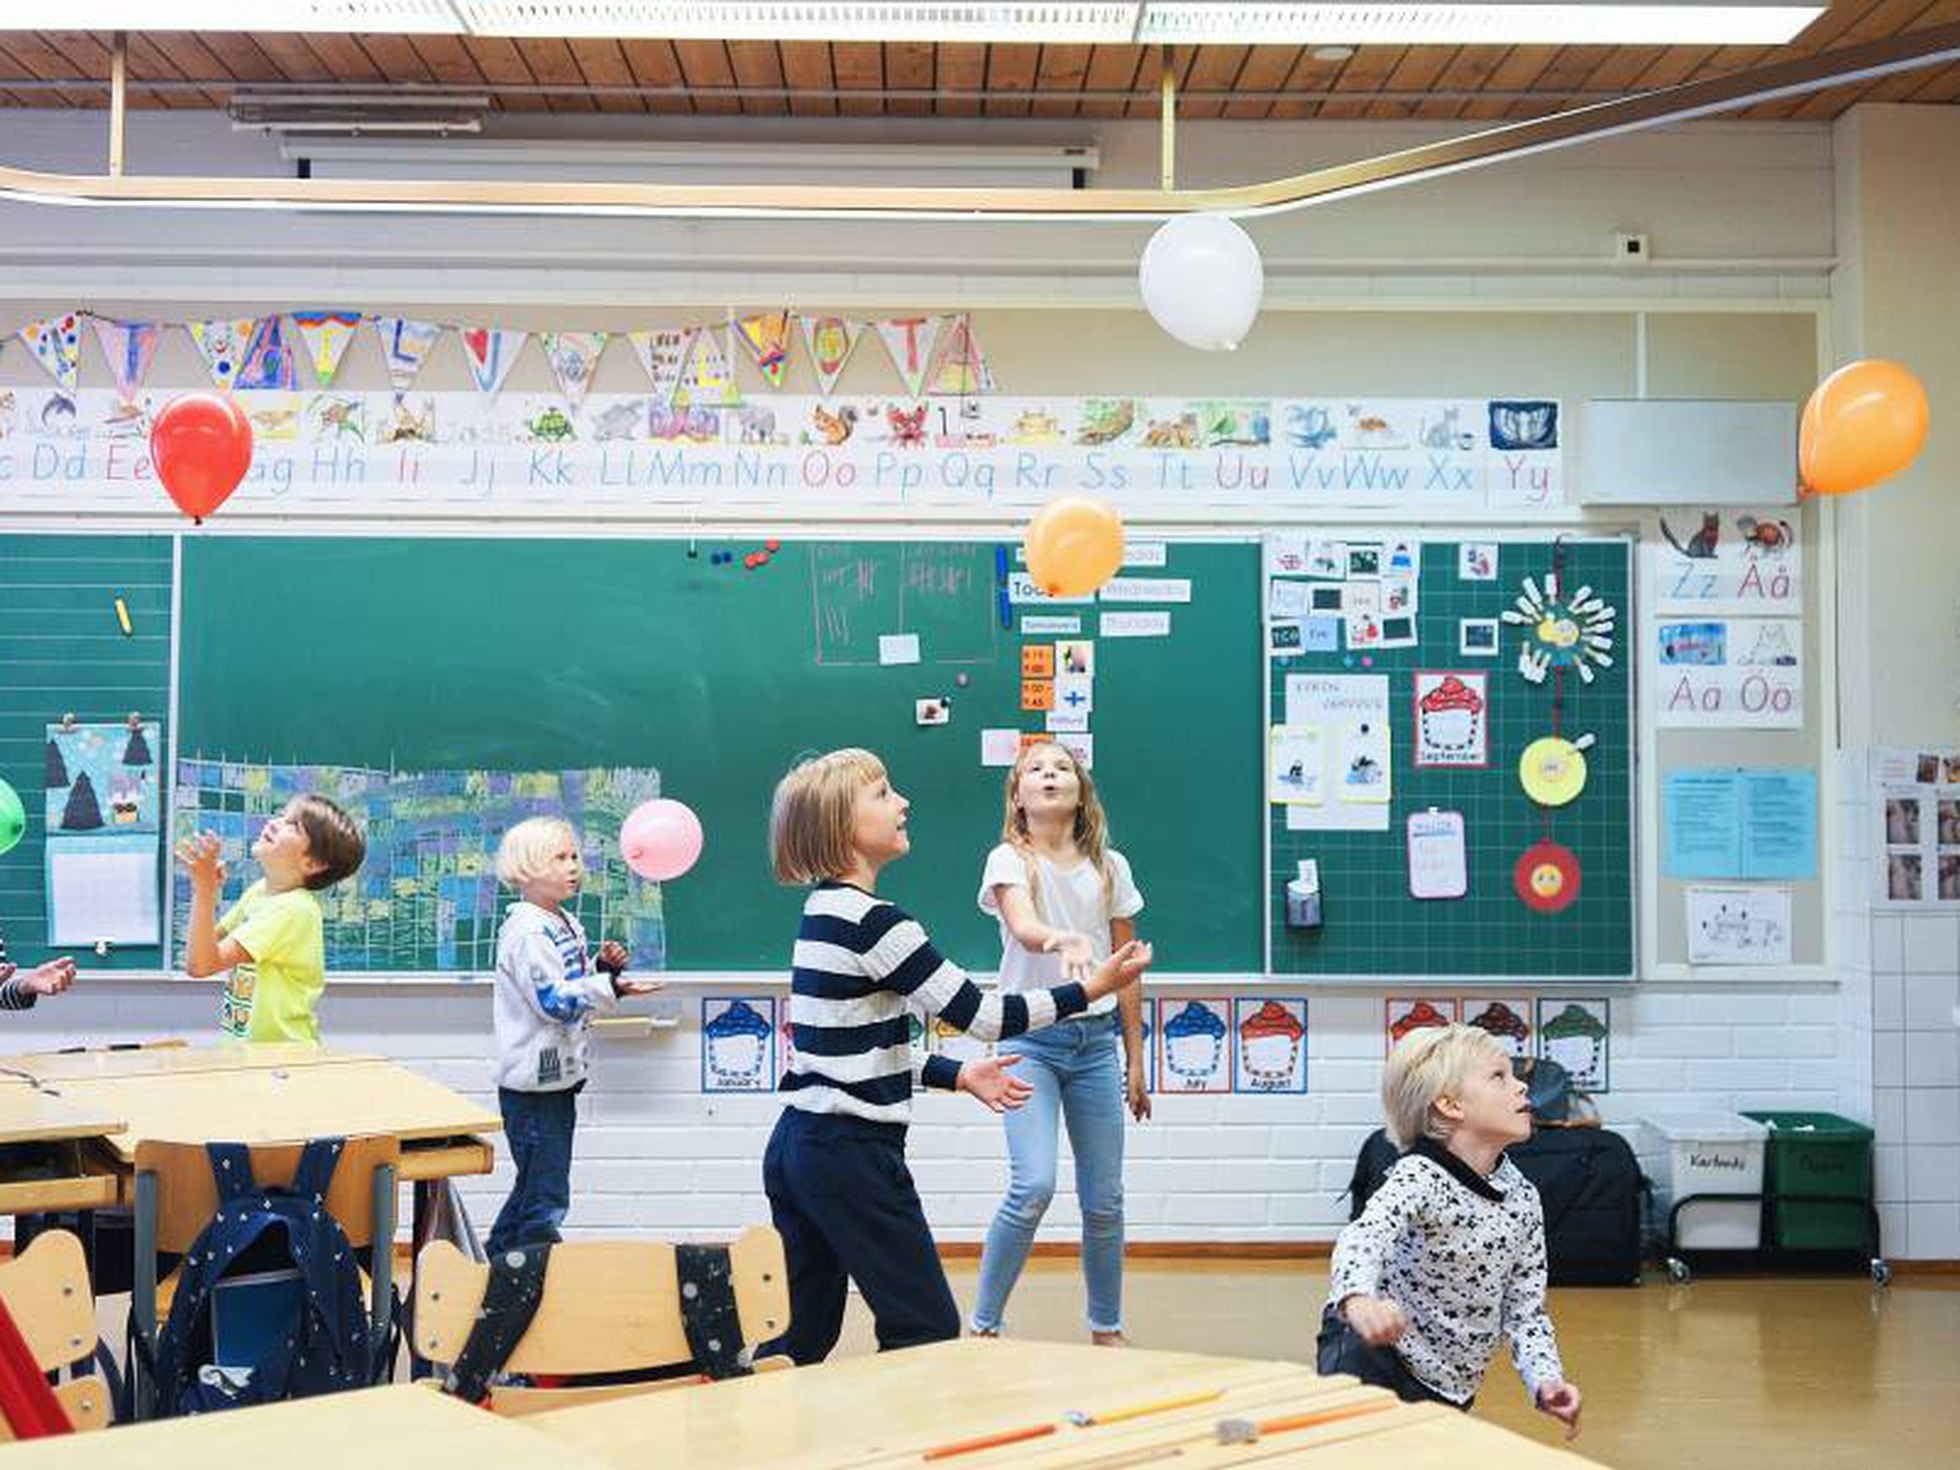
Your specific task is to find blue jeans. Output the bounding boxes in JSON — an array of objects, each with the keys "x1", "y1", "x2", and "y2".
[
  {"x1": 488, "y1": 1083, "x2": 581, "y2": 1255},
  {"x1": 972, "y1": 1011, "x2": 1126, "y2": 1334}
]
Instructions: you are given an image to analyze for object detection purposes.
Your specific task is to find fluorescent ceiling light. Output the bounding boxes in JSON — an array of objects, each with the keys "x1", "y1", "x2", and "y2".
[
  {"x1": 1136, "y1": 3, "x2": 1825, "y2": 46},
  {"x1": 0, "y1": 1, "x2": 1824, "y2": 42}
]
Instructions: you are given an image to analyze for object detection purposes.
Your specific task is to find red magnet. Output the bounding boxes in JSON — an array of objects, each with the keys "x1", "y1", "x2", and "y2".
[
  {"x1": 1514, "y1": 840, "x2": 1581, "y2": 914},
  {"x1": 765, "y1": 538, "x2": 781, "y2": 552}
]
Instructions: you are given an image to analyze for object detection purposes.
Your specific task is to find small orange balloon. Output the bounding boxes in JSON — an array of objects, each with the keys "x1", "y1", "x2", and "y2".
[
  {"x1": 1023, "y1": 497, "x2": 1125, "y2": 598},
  {"x1": 1799, "y1": 359, "x2": 1930, "y2": 496}
]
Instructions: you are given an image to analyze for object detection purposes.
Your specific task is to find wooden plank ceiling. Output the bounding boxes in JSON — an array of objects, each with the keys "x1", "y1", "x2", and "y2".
[{"x1": 0, "y1": 3, "x2": 1953, "y2": 122}]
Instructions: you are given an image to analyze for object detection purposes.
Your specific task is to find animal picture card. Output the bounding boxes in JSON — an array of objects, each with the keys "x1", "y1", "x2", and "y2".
[
  {"x1": 1386, "y1": 996, "x2": 1458, "y2": 1054},
  {"x1": 701, "y1": 997, "x2": 777, "y2": 1092},
  {"x1": 1268, "y1": 725, "x2": 1327, "y2": 805},
  {"x1": 1653, "y1": 508, "x2": 1801, "y2": 615},
  {"x1": 1233, "y1": 998, "x2": 1308, "y2": 1093},
  {"x1": 1462, "y1": 997, "x2": 1534, "y2": 1058},
  {"x1": 1536, "y1": 997, "x2": 1611, "y2": 1091},
  {"x1": 1158, "y1": 998, "x2": 1232, "y2": 1093}
]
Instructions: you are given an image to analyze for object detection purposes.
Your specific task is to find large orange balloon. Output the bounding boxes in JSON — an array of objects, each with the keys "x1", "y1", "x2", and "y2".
[
  {"x1": 1024, "y1": 497, "x2": 1125, "y2": 597},
  {"x1": 1799, "y1": 359, "x2": 1930, "y2": 496}
]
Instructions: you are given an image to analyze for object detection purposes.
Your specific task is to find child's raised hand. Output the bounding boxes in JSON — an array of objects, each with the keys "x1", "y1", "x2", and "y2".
[
  {"x1": 595, "y1": 940, "x2": 630, "y2": 975},
  {"x1": 955, "y1": 1054, "x2": 1034, "y2": 1114},
  {"x1": 173, "y1": 831, "x2": 226, "y2": 888},
  {"x1": 1341, "y1": 1294, "x2": 1409, "y2": 1347},
  {"x1": 1535, "y1": 1381, "x2": 1582, "y2": 1441},
  {"x1": 20, "y1": 959, "x2": 76, "y2": 998},
  {"x1": 1042, "y1": 930, "x2": 1096, "y2": 982},
  {"x1": 1086, "y1": 939, "x2": 1153, "y2": 1000}
]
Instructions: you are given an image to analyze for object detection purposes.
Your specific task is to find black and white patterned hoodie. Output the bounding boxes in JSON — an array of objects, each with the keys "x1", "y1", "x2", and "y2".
[{"x1": 1327, "y1": 1137, "x2": 1564, "y2": 1405}]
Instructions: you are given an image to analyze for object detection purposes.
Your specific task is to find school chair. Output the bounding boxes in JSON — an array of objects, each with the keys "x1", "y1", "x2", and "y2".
[
  {"x1": 128, "y1": 1133, "x2": 400, "y2": 1418},
  {"x1": 412, "y1": 1226, "x2": 792, "y2": 1414},
  {"x1": 0, "y1": 1229, "x2": 112, "y2": 1435}
]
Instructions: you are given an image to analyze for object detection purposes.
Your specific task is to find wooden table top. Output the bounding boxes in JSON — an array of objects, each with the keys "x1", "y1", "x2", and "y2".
[
  {"x1": 529, "y1": 1340, "x2": 1598, "y2": 1469},
  {"x1": 3, "y1": 1042, "x2": 379, "y2": 1083},
  {"x1": 0, "y1": 1084, "x2": 124, "y2": 1148},
  {"x1": 0, "y1": 1385, "x2": 608, "y2": 1468}
]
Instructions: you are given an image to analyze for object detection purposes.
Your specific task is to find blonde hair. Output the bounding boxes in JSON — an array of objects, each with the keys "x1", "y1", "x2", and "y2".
[
  {"x1": 496, "y1": 816, "x2": 580, "y2": 888},
  {"x1": 1000, "y1": 739, "x2": 1113, "y2": 909},
  {"x1": 1382, "y1": 1023, "x2": 1510, "y2": 1149},
  {"x1": 770, "y1": 748, "x2": 887, "y2": 884}
]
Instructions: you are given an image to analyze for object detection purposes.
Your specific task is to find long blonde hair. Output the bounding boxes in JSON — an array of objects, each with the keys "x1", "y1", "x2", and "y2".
[{"x1": 1000, "y1": 740, "x2": 1113, "y2": 909}]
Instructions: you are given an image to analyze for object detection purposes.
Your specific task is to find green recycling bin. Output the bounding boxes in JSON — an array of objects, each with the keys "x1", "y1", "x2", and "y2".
[{"x1": 1741, "y1": 1111, "x2": 1875, "y2": 1251}]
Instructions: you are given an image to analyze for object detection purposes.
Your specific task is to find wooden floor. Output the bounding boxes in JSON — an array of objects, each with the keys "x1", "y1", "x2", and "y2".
[{"x1": 827, "y1": 1260, "x2": 1960, "y2": 1469}]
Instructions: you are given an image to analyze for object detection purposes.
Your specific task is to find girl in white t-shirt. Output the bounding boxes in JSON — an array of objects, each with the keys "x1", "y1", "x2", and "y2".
[{"x1": 971, "y1": 740, "x2": 1150, "y2": 1343}]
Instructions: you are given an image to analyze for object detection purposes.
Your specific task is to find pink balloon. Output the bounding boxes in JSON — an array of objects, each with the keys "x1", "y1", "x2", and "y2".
[{"x1": 620, "y1": 798, "x2": 704, "y2": 881}]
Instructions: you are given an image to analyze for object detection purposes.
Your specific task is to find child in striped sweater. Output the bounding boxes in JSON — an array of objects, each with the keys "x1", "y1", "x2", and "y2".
[{"x1": 762, "y1": 748, "x2": 1151, "y2": 1364}]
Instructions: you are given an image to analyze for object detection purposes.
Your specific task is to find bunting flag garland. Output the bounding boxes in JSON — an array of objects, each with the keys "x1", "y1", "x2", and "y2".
[
  {"x1": 629, "y1": 328, "x2": 695, "y2": 406},
  {"x1": 18, "y1": 314, "x2": 85, "y2": 391},
  {"x1": 89, "y1": 317, "x2": 162, "y2": 403},
  {"x1": 673, "y1": 324, "x2": 741, "y2": 408},
  {"x1": 798, "y1": 315, "x2": 863, "y2": 398},
  {"x1": 925, "y1": 313, "x2": 996, "y2": 396},
  {"x1": 289, "y1": 309, "x2": 362, "y2": 386},
  {"x1": 234, "y1": 315, "x2": 297, "y2": 391},
  {"x1": 461, "y1": 326, "x2": 527, "y2": 395},
  {"x1": 733, "y1": 309, "x2": 793, "y2": 390},
  {"x1": 186, "y1": 317, "x2": 259, "y2": 392},
  {"x1": 539, "y1": 331, "x2": 609, "y2": 406},
  {"x1": 372, "y1": 315, "x2": 444, "y2": 391},
  {"x1": 875, "y1": 315, "x2": 942, "y2": 397}
]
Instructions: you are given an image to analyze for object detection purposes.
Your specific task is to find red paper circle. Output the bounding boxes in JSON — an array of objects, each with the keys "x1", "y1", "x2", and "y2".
[{"x1": 1514, "y1": 840, "x2": 1581, "y2": 914}]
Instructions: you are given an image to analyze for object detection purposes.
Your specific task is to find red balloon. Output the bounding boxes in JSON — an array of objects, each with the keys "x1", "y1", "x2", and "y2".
[{"x1": 150, "y1": 393, "x2": 254, "y2": 522}]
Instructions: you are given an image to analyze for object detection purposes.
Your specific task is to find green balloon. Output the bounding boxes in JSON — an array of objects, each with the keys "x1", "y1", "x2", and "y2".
[{"x1": 0, "y1": 779, "x2": 23, "y2": 858}]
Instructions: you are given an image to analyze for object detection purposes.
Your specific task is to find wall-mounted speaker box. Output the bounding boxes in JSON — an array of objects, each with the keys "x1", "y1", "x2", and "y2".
[{"x1": 1580, "y1": 399, "x2": 1799, "y2": 506}]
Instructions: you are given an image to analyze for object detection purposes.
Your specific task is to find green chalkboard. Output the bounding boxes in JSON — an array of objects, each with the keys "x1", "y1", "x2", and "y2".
[
  {"x1": 0, "y1": 534, "x2": 175, "y2": 970},
  {"x1": 1267, "y1": 538, "x2": 1634, "y2": 978},
  {"x1": 179, "y1": 537, "x2": 1262, "y2": 973}
]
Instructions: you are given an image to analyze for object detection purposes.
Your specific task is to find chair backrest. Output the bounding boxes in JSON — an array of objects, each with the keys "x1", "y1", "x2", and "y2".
[
  {"x1": 133, "y1": 1134, "x2": 400, "y2": 1252},
  {"x1": 0, "y1": 1231, "x2": 109, "y2": 1433},
  {"x1": 413, "y1": 1227, "x2": 791, "y2": 1414}
]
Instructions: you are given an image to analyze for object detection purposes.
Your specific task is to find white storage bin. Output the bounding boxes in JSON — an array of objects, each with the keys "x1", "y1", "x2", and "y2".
[{"x1": 1641, "y1": 1112, "x2": 1770, "y2": 1251}]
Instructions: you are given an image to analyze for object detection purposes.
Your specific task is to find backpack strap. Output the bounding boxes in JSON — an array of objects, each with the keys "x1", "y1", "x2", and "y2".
[
  {"x1": 205, "y1": 1142, "x2": 258, "y2": 1202},
  {"x1": 440, "y1": 1243, "x2": 551, "y2": 1405},
  {"x1": 674, "y1": 1244, "x2": 754, "y2": 1381},
  {"x1": 289, "y1": 1138, "x2": 346, "y2": 1201}
]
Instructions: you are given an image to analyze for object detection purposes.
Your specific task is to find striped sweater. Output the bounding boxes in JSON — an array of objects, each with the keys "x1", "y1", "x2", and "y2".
[
  {"x1": 782, "y1": 881, "x2": 1088, "y2": 1125},
  {"x1": 0, "y1": 928, "x2": 40, "y2": 1011}
]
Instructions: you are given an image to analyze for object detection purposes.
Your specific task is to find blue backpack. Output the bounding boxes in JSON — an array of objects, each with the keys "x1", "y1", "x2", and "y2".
[{"x1": 136, "y1": 1139, "x2": 383, "y2": 1418}]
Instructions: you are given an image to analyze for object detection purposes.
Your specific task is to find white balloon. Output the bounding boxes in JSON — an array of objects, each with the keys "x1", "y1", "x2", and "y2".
[{"x1": 1138, "y1": 214, "x2": 1265, "y2": 352}]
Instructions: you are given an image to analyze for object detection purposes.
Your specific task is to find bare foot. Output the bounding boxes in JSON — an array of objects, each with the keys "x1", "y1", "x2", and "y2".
[{"x1": 1091, "y1": 1330, "x2": 1128, "y2": 1347}]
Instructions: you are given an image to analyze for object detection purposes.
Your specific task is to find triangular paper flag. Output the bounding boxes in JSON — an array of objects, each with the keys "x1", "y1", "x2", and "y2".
[
  {"x1": 234, "y1": 316, "x2": 297, "y2": 391},
  {"x1": 798, "y1": 315, "x2": 863, "y2": 398},
  {"x1": 89, "y1": 317, "x2": 162, "y2": 402},
  {"x1": 187, "y1": 317, "x2": 259, "y2": 392},
  {"x1": 876, "y1": 316, "x2": 941, "y2": 396},
  {"x1": 539, "y1": 331, "x2": 608, "y2": 406},
  {"x1": 674, "y1": 325, "x2": 742, "y2": 408},
  {"x1": 19, "y1": 313, "x2": 86, "y2": 391},
  {"x1": 289, "y1": 309, "x2": 361, "y2": 386},
  {"x1": 629, "y1": 328, "x2": 695, "y2": 406},
  {"x1": 733, "y1": 309, "x2": 793, "y2": 390},
  {"x1": 926, "y1": 313, "x2": 996, "y2": 396},
  {"x1": 459, "y1": 327, "x2": 527, "y2": 395},
  {"x1": 372, "y1": 315, "x2": 444, "y2": 391}
]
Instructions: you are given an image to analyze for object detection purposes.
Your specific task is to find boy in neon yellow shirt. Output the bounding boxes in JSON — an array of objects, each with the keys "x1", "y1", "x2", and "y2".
[{"x1": 176, "y1": 794, "x2": 366, "y2": 1044}]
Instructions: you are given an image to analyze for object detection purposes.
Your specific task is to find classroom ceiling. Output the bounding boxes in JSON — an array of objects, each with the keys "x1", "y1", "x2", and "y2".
[{"x1": 0, "y1": 4, "x2": 1954, "y2": 125}]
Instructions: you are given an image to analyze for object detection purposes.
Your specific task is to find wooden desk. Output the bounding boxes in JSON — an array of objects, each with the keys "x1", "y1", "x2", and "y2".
[
  {"x1": 0, "y1": 1085, "x2": 126, "y2": 1215},
  {"x1": 529, "y1": 1340, "x2": 1599, "y2": 1469},
  {"x1": 6, "y1": 1043, "x2": 379, "y2": 1084},
  {"x1": 0, "y1": 1384, "x2": 612, "y2": 1469}
]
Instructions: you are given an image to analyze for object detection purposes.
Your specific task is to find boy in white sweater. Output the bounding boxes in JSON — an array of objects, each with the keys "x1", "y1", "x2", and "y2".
[
  {"x1": 489, "y1": 817, "x2": 657, "y2": 1253},
  {"x1": 1321, "y1": 1023, "x2": 1583, "y2": 1440}
]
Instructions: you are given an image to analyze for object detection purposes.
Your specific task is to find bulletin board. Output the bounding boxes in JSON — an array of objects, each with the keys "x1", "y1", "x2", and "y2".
[{"x1": 1266, "y1": 536, "x2": 1635, "y2": 979}]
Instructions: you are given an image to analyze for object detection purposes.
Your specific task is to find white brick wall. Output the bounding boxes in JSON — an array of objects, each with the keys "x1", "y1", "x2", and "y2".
[{"x1": 1, "y1": 973, "x2": 1858, "y2": 1249}]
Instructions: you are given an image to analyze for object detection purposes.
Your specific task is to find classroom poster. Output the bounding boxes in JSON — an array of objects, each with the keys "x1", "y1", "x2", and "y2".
[
  {"x1": 1654, "y1": 617, "x2": 1801, "y2": 728},
  {"x1": 1872, "y1": 747, "x2": 1960, "y2": 904},
  {"x1": 1233, "y1": 999, "x2": 1308, "y2": 1093},
  {"x1": 1651, "y1": 509, "x2": 1801, "y2": 615},
  {"x1": 1281, "y1": 674, "x2": 1392, "y2": 832},
  {"x1": 1463, "y1": 997, "x2": 1534, "y2": 1058},
  {"x1": 43, "y1": 719, "x2": 163, "y2": 946},
  {"x1": 1386, "y1": 997, "x2": 1458, "y2": 1053},
  {"x1": 1536, "y1": 997, "x2": 1611, "y2": 1091},
  {"x1": 1685, "y1": 885, "x2": 1793, "y2": 966},
  {"x1": 1157, "y1": 999, "x2": 1232, "y2": 1094},
  {"x1": 1661, "y1": 769, "x2": 1816, "y2": 880},
  {"x1": 701, "y1": 998, "x2": 777, "y2": 1092}
]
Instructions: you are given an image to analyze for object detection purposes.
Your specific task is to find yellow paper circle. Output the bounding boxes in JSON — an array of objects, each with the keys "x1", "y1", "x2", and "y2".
[{"x1": 1520, "y1": 736, "x2": 1587, "y2": 807}]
